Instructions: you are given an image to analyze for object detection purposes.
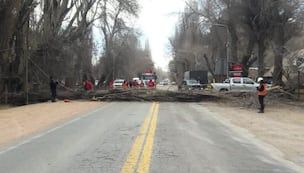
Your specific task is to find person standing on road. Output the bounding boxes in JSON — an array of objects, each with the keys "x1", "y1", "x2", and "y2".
[
  {"x1": 50, "y1": 76, "x2": 58, "y2": 102},
  {"x1": 84, "y1": 80, "x2": 94, "y2": 91},
  {"x1": 109, "y1": 80, "x2": 114, "y2": 89},
  {"x1": 148, "y1": 79, "x2": 155, "y2": 89},
  {"x1": 257, "y1": 77, "x2": 267, "y2": 113},
  {"x1": 122, "y1": 80, "x2": 128, "y2": 89}
]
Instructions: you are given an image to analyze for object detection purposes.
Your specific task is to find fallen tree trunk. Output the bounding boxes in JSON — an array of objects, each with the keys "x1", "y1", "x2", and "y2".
[
  {"x1": 218, "y1": 87, "x2": 300, "y2": 109},
  {"x1": 94, "y1": 89, "x2": 218, "y2": 102},
  {"x1": 1, "y1": 89, "x2": 219, "y2": 105}
]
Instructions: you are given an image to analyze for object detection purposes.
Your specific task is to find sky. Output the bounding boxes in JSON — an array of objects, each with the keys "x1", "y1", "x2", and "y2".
[
  {"x1": 137, "y1": 0, "x2": 186, "y2": 71},
  {"x1": 93, "y1": 0, "x2": 186, "y2": 71}
]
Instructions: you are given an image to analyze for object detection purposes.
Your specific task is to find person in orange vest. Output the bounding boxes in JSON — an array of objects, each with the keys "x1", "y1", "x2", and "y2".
[
  {"x1": 257, "y1": 77, "x2": 267, "y2": 113},
  {"x1": 123, "y1": 80, "x2": 129, "y2": 89}
]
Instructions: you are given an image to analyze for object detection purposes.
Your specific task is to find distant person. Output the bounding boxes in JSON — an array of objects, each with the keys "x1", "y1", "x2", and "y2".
[
  {"x1": 50, "y1": 76, "x2": 58, "y2": 102},
  {"x1": 257, "y1": 77, "x2": 267, "y2": 113},
  {"x1": 140, "y1": 81, "x2": 145, "y2": 88},
  {"x1": 109, "y1": 80, "x2": 114, "y2": 89},
  {"x1": 148, "y1": 79, "x2": 155, "y2": 88},
  {"x1": 84, "y1": 80, "x2": 94, "y2": 91},
  {"x1": 133, "y1": 80, "x2": 139, "y2": 88},
  {"x1": 123, "y1": 80, "x2": 129, "y2": 89}
]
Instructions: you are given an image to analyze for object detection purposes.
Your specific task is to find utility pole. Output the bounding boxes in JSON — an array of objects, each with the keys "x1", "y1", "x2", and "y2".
[
  {"x1": 112, "y1": 50, "x2": 115, "y2": 81},
  {"x1": 298, "y1": 70, "x2": 300, "y2": 100},
  {"x1": 25, "y1": 55, "x2": 29, "y2": 105},
  {"x1": 25, "y1": 20, "x2": 30, "y2": 105},
  {"x1": 4, "y1": 84, "x2": 8, "y2": 104}
]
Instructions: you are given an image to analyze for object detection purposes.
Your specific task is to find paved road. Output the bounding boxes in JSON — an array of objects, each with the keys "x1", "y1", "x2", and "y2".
[{"x1": 0, "y1": 102, "x2": 299, "y2": 173}]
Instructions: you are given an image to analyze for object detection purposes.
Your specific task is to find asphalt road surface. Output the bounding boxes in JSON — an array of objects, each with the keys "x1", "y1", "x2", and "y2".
[{"x1": 0, "y1": 102, "x2": 300, "y2": 173}]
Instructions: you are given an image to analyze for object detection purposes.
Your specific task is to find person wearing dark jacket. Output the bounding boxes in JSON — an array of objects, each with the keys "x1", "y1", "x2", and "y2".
[
  {"x1": 257, "y1": 77, "x2": 267, "y2": 113},
  {"x1": 50, "y1": 76, "x2": 58, "y2": 102}
]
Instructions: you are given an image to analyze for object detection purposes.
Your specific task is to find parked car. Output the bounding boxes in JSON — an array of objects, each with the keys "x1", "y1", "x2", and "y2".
[
  {"x1": 132, "y1": 77, "x2": 141, "y2": 85},
  {"x1": 211, "y1": 77, "x2": 259, "y2": 92},
  {"x1": 113, "y1": 79, "x2": 125, "y2": 89},
  {"x1": 182, "y1": 79, "x2": 202, "y2": 90},
  {"x1": 159, "y1": 79, "x2": 169, "y2": 86}
]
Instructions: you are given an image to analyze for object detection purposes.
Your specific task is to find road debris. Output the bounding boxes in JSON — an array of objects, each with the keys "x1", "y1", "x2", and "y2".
[
  {"x1": 218, "y1": 86, "x2": 302, "y2": 109},
  {"x1": 94, "y1": 89, "x2": 218, "y2": 102}
]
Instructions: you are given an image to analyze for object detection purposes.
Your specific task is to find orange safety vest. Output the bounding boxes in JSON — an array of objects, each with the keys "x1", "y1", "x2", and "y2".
[
  {"x1": 123, "y1": 82, "x2": 128, "y2": 89},
  {"x1": 258, "y1": 84, "x2": 268, "y2": 96}
]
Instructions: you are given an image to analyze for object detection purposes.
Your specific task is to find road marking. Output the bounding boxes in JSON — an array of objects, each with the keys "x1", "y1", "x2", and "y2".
[
  {"x1": 121, "y1": 102, "x2": 159, "y2": 173},
  {"x1": 136, "y1": 103, "x2": 159, "y2": 173},
  {"x1": 120, "y1": 102, "x2": 155, "y2": 173},
  {"x1": 0, "y1": 102, "x2": 109, "y2": 155}
]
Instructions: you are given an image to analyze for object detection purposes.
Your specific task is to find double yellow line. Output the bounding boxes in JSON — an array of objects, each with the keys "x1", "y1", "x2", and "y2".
[{"x1": 121, "y1": 102, "x2": 160, "y2": 173}]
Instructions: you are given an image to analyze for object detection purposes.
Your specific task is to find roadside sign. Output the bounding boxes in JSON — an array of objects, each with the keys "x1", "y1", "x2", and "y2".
[{"x1": 229, "y1": 64, "x2": 243, "y2": 77}]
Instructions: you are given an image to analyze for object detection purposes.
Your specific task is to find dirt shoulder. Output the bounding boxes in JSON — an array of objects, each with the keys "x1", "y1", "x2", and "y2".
[
  {"x1": 203, "y1": 101, "x2": 304, "y2": 169},
  {"x1": 0, "y1": 101, "x2": 102, "y2": 146}
]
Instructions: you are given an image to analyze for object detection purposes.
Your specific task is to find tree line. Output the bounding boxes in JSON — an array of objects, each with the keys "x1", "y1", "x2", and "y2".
[
  {"x1": 0, "y1": 0, "x2": 153, "y2": 97},
  {"x1": 169, "y1": 0, "x2": 304, "y2": 87}
]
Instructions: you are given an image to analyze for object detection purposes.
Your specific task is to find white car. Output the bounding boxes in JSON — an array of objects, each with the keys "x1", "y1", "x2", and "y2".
[
  {"x1": 211, "y1": 77, "x2": 259, "y2": 92},
  {"x1": 182, "y1": 80, "x2": 202, "y2": 90},
  {"x1": 113, "y1": 79, "x2": 125, "y2": 89},
  {"x1": 132, "y1": 77, "x2": 140, "y2": 85}
]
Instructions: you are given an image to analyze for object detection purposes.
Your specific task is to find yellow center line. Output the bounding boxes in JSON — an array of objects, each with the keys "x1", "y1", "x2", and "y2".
[
  {"x1": 136, "y1": 102, "x2": 159, "y2": 173},
  {"x1": 120, "y1": 102, "x2": 158, "y2": 173}
]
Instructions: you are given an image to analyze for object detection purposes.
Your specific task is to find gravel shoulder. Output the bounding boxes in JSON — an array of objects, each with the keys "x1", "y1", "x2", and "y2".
[
  {"x1": 203, "y1": 101, "x2": 304, "y2": 169},
  {"x1": 0, "y1": 101, "x2": 102, "y2": 146}
]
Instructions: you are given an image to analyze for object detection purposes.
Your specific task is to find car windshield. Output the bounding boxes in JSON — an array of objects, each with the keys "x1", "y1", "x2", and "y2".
[
  {"x1": 114, "y1": 80, "x2": 124, "y2": 83},
  {"x1": 142, "y1": 75, "x2": 155, "y2": 80}
]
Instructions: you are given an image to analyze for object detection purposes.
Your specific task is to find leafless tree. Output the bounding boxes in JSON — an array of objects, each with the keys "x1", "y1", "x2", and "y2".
[
  {"x1": 98, "y1": 0, "x2": 139, "y2": 82},
  {"x1": 170, "y1": 0, "x2": 304, "y2": 87}
]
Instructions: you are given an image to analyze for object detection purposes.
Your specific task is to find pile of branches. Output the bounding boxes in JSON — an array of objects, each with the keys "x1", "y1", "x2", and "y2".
[
  {"x1": 1, "y1": 89, "x2": 218, "y2": 105},
  {"x1": 218, "y1": 86, "x2": 301, "y2": 109},
  {"x1": 92, "y1": 89, "x2": 218, "y2": 102}
]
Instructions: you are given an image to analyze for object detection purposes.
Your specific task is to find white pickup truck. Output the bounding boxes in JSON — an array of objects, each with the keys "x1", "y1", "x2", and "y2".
[{"x1": 211, "y1": 77, "x2": 259, "y2": 92}]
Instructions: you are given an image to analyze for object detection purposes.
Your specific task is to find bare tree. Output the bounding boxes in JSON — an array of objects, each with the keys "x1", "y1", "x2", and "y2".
[
  {"x1": 0, "y1": 0, "x2": 37, "y2": 93},
  {"x1": 98, "y1": 0, "x2": 139, "y2": 82},
  {"x1": 94, "y1": 30, "x2": 154, "y2": 83},
  {"x1": 170, "y1": 0, "x2": 304, "y2": 87},
  {"x1": 270, "y1": 0, "x2": 303, "y2": 86},
  {"x1": 0, "y1": 0, "x2": 106, "y2": 100}
]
